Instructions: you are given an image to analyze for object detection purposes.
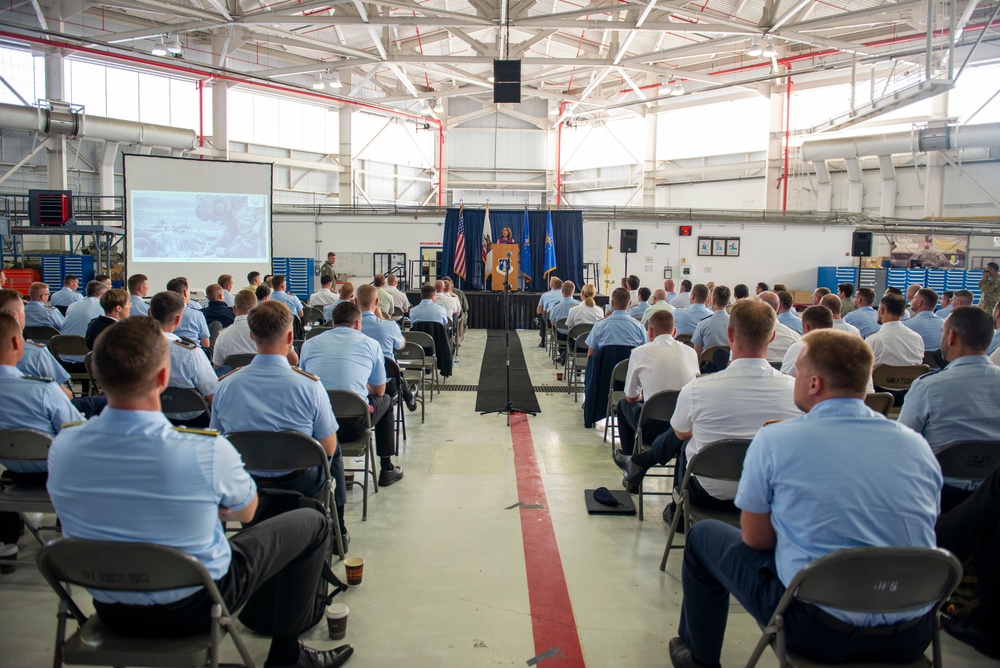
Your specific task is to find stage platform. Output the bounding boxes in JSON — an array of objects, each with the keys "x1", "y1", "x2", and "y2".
[{"x1": 406, "y1": 291, "x2": 610, "y2": 330}]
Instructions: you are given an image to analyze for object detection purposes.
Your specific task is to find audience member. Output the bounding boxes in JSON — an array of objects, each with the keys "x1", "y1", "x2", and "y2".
[
  {"x1": 323, "y1": 283, "x2": 355, "y2": 323},
  {"x1": 727, "y1": 284, "x2": 750, "y2": 314},
  {"x1": 566, "y1": 284, "x2": 604, "y2": 328},
  {"x1": 61, "y1": 281, "x2": 109, "y2": 359},
  {"x1": 866, "y1": 293, "x2": 924, "y2": 366},
  {"x1": 844, "y1": 287, "x2": 881, "y2": 337},
  {"x1": 811, "y1": 287, "x2": 831, "y2": 306},
  {"x1": 48, "y1": 274, "x2": 83, "y2": 308},
  {"x1": 549, "y1": 281, "x2": 580, "y2": 344},
  {"x1": 536, "y1": 276, "x2": 563, "y2": 347},
  {"x1": 256, "y1": 284, "x2": 272, "y2": 302},
  {"x1": 166, "y1": 277, "x2": 211, "y2": 348},
  {"x1": 149, "y1": 291, "x2": 217, "y2": 426},
  {"x1": 408, "y1": 284, "x2": 449, "y2": 326},
  {"x1": 46, "y1": 316, "x2": 354, "y2": 668},
  {"x1": 202, "y1": 284, "x2": 236, "y2": 329},
  {"x1": 757, "y1": 292, "x2": 801, "y2": 364},
  {"x1": 755, "y1": 282, "x2": 768, "y2": 295},
  {"x1": 951, "y1": 289, "x2": 974, "y2": 310},
  {"x1": 94, "y1": 274, "x2": 113, "y2": 288},
  {"x1": 24, "y1": 282, "x2": 64, "y2": 329},
  {"x1": 85, "y1": 289, "x2": 130, "y2": 350},
  {"x1": 837, "y1": 282, "x2": 855, "y2": 316},
  {"x1": 269, "y1": 275, "x2": 304, "y2": 318},
  {"x1": 0, "y1": 289, "x2": 72, "y2": 392},
  {"x1": 672, "y1": 284, "x2": 711, "y2": 337},
  {"x1": 641, "y1": 288, "x2": 674, "y2": 325},
  {"x1": 669, "y1": 329, "x2": 940, "y2": 668},
  {"x1": 819, "y1": 293, "x2": 861, "y2": 337},
  {"x1": 357, "y1": 284, "x2": 417, "y2": 412},
  {"x1": 775, "y1": 291, "x2": 802, "y2": 334},
  {"x1": 626, "y1": 275, "x2": 641, "y2": 307},
  {"x1": 670, "y1": 280, "x2": 692, "y2": 308},
  {"x1": 692, "y1": 285, "x2": 731, "y2": 359},
  {"x1": 213, "y1": 290, "x2": 263, "y2": 368},
  {"x1": 310, "y1": 275, "x2": 339, "y2": 308},
  {"x1": 244, "y1": 270, "x2": 263, "y2": 292},
  {"x1": 384, "y1": 274, "x2": 410, "y2": 314},
  {"x1": 628, "y1": 288, "x2": 651, "y2": 319},
  {"x1": 218, "y1": 274, "x2": 236, "y2": 307},
  {"x1": 587, "y1": 288, "x2": 646, "y2": 356},
  {"x1": 903, "y1": 288, "x2": 944, "y2": 351},
  {"x1": 372, "y1": 274, "x2": 394, "y2": 317},
  {"x1": 434, "y1": 280, "x2": 460, "y2": 321},
  {"x1": 772, "y1": 283, "x2": 787, "y2": 292},
  {"x1": 664, "y1": 279, "x2": 678, "y2": 302},
  {"x1": 988, "y1": 302, "x2": 1000, "y2": 356},
  {"x1": 936, "y1": 290, "x2": 954, "y2": 318},
  {"x1": 780, "y1": 305, "x2": 833, "y2": 376},
  {"x1": 127, "y1": 273, "x2": 149, "y2": 316}
]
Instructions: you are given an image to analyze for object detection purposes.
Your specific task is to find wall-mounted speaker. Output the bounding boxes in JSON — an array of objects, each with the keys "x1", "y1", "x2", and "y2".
[
  {"x1": 620, "y1": 229, "x2": 638, "y2": 253},
  {"x1": 851, "y1": 231, "x2": 873, "y2": 257}
]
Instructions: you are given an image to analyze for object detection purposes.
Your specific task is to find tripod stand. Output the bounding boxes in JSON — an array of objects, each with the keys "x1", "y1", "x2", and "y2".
[{"x1": 481, "y1": 255, "x2": 537, "y2": 425}]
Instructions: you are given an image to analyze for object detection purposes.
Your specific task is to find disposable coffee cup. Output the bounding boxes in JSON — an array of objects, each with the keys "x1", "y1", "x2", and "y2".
[
  {"x1": 325, "y1": 603, "x2": 349, "y2": 640},
  {"x1": 556, "y1": 372, "x2": 564, "y2": 381},
  {"x1": 345, "y1": 557, "x2": 365, "y2": 586}
]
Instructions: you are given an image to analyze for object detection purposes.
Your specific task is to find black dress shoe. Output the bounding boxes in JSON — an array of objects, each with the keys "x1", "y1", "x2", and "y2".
[
  {"x1": 378, "y1": 466, "x2": 404, "y2": 487},
  {"x1": 620, "y1": 457, "x2": 646, "y2": 494},
  {"x1": 668, "y1": 637, "x2": 714, "y2": 668},
  {"x1": 339, "y1": 531, "x2": 350, "y2": 553},
  {"x1": 611, "y1": 448, "x2": 631, "y2": 474},
  {"x1": 662, "y1": 503, "x2": 684, "y2": 532},
  {"x1": 405, "y1": 392, "x2": 418, "y2": 412},
  {"x1": 942, "y1": 613, "x2": 1000, "y2": 659},
  {"x1": 265, "y1": 643, "x2": 354, "y2": 668}
]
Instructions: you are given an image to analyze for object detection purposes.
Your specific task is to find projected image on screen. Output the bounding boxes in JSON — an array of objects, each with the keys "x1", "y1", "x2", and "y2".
[{"x1": 131, "y1": 191, "x2": 268, "y2": 262}]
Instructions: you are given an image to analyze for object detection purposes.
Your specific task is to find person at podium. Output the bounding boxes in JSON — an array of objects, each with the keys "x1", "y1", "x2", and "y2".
[{"x1": 496, "y1": 226, "x2": 516, "y2": 244}]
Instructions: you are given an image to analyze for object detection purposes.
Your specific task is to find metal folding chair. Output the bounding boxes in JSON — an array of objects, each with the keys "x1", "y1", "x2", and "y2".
[
  {"x1": 160, "y1": 387, "x2": 211, "y2": 426},
  {"x1": 396, "y1": 342, "x2": 427, "y2": 423},
  {"x1": 863, "y1": 392, "x2": 895, "y2": 417},
  {"x1": 384, "y1": 356, "x2": 407, "y2": 451},
  {"x1": 934, "y1": 440, "x2": 1000, "y2": 486},
  {"x1": 566, "y1": 328, "x2": 592, "y2": 403},
  {"x1": 635, "y1": 390, "x2": 681, "y2": 520},
  {"x1": 48, "y1": 335, "x2": 90, "y2": 393},
  {"x1": 208, "y1": 320, "x2": 224, "y2": 349},
  {"x1": 603, "y1": 358, "x2": 630, "y2": 445},
  {"x1": 305, "y1": 326, "x2": 332, "y2": 340},
  {"x1": 326, "y1": 390, "x2": 378, "y2": 521},
  {"x1": 404, "y1": 330, "x2": 438, "y2": 396},
  {"x1": 0, "y1": 428, "x2": 58, "y2": 547},
  {"x1": 871, "y1": 364, "x2": 931, "y2": 414},
  {"x1": 223, "y1": 353, "x2": 257, "y2": 369},
  {"x1": 23, "y1": 325, "x2": 61, "y2": 342}
]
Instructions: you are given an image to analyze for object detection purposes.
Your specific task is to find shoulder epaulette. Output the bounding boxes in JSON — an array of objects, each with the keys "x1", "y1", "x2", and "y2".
[
  {"x1": 217, "y1": 366, "x2": 243, "y2": 381},
  {"x1": 173, "y1": 338, "x2": 198, "y2": 350},
  {"x1": 21, "y1": 374, "x2": 54, "y2": 382},
  {"x1": 172, "y1": 426, "x2": 219, "y2": 436},
  {"x1": 61, "y1": 420, "x2": 86, "y2": 428},
  {"x1": 292, "y1": 366, "x2": 320, "y2": 381},
  {"x1": 26, "y1": 341, "x2": 46, "y2": 348}
]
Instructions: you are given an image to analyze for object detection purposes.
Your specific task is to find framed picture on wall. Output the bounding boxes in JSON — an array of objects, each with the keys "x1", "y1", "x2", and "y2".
[
  {"x1": 698, "y1": 238, "x2": 712, "y2": 256},
  {"x1": 726, "y1": 239, "x2": 740, "y2": 256},
  {"x1": 712, "y1": 239, "x2": 726, "y2": 256}
]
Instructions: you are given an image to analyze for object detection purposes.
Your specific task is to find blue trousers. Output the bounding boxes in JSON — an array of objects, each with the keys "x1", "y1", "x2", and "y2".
[{"x1": 679, "y1": 520, "x2": 934, "y2": 667}]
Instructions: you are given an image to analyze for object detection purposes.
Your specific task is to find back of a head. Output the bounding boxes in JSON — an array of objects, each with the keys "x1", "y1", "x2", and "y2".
[
  {"x1": 638, "y1": 287, "x2": 651, "y2": 302},
  {"x1": 581, "y1": 283, "x2": 596, "y2": 307},
  {"x1": 814, "y1": 287, "x2": 831, "y2": 299},
  {"x1": 856, "y1": 288, "x2": 875, "y2": 305},
  {"x1": 247, "y1": 271, "x2": 260, "y2": 284},
  {"x1": 773, "y1": 283, "x2": 787, "y2": 293},
  {"x1": 85, "y1": 280, "x2": 109, "y2": 298},
  {"x1": 610, "y1": 287, "x2": 630, "y2": 310},
  {"x1": 627, "y1": 275, "x2": 640, "y2": 290},
  {"x1": 0, "y1": 289, "x2": 23, "y2": 316},
  {"x1": 989, "y1": 261, "x2": 1000, "y2": 272},
  {"x1": 387, "y1": 274, "x2": 398, "y2": 286},
  {"x1": 665, "y1": 279, "x2": 675, "y2": 291},
  {"x1": 690, "y1": 284, "x2": 709, "y2": 303},
  {"x1": 100, "y1": 289, "x2": 129, "y2": 314},
  {"x1": 218, "y1": 274, "x2": 233, "y2": 289},
  {"x1": 880, "y1": 293, "x2": 906, "y2": 318},
  {"x1": 942, "y1": 290, "x2": 954, "y2": 302},
  {"x1": 734, "y1": 284, "x2": 749, "y2": 300},
  {"x1": 270, "y1": 274, "x2": 285, "y2": 291},
  {"x1": 648, "y1": 309, "x2": 674, "y2": 336},
  {"x1": 256, "y1": 285, "x2": 271, "y2": 301},
  {"x1": 127, "y1": 273, "x2": 147, "y2": 294},
  {"x1": 756, "y1": 282, "x2": 768, "y2": 293},
  {"x1": 373, "y1": 274, "x2": 385, "y2": 287},
  {"x1": 166, "y1": 277, "x2": 187, "y2": 294},
  {"x1": 680, "y1": 279, "x2": 692, "y2": 292},
  {"x1": 332, "y1": 300, "x2": 362, "y2": 327},
  {"x1": 562, "y1": 281, "x2": 576, "y2": 297},
  {"x1": 952, "y1": 290, "x2": 974, "y2": 307},
  {"x1": 819, "y1": 294, "x2": 842, "y2": 315},
  {"x1": 838, "y1": 282, "x2": 855, "y2": 298},
  {"x1": 206, "y1": 284, "x2": 223, "y2": 301},
  {"x1": 149, "y1": 291, "x2": 185, "y2": 325},
  {"x1": 945, "y1": 307, "x2": 993, "y2": 352},
  {"x1": 339, "y1": 282, "x2": 355, "y2": 299},
  {"x1": 800, "y1": 329, "x2": 873, "y2": 394},
  {"x1": 29, "y1": 282, "x2": 48, "y2": 301},
  {"x1": 419, "y1": 284, "x2": 435, "y2": 300},
  {"x1": 885, "y1": 286, "x2": 903, "y2": 297},
  {"x1": 94, "y1": 274, "x2": 111, "y2": 286},
  {"x1": 234, "y1": 289, "x2": 257, "y2": 314},
  {"x1": 712, "y1": 285, "x2": 731, "y2": 307},
  {"x1": 551, "y1": 278, "x2": 563, "y2": 290},
  {"x1": 652, "y1": 289, "x2": 666, "y2": 303},
  {"x1": 776, "y1": 290, "x2": 794, "y2": 310},
  {"x1": 730, "y1": 300, "x2": 776, "y2": 350},
  {"x1": 0, "y1": 312, "x2": 20, "y2": 353},
  {"x1": 92, "y1": 316, "x2": 168, "y2": 398},
  {"x1": 248, "y1": 300, "x2": 292, "y2": 344},
  {"x1": 442, "y1": 277, "x2": 453, "y2": 289},
  {"x1": 758, "y1": 291, "x2": 779, "y2": 312},
  {"x1": 321, "y1": 275, "x2": 334, "y2": 287},
  {"x1": 801, "y1": 305, "x2": 833, "y2": 330},
  {"x1": 63, "y1": 274, "x2": 77, "y2": 287},
  {"x1": 356, "y1": 284, "x2": 378, "y2": 309},
  {"x1": 916, "y1": 288, "x2": 938, "y2": 309}
]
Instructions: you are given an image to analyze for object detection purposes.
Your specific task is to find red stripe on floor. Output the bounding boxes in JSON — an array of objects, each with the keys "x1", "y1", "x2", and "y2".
[{"x1": 509, "y1": 412, "x2": 585, "y2": 667}]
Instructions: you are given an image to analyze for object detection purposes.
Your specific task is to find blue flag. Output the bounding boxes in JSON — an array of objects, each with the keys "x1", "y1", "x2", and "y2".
[
  {"x1": 543, "y1": 208, "x2": 557, "y2": 278},
  {"x1": 521, "y1": 206, "x2": 532, "y2": 280}
]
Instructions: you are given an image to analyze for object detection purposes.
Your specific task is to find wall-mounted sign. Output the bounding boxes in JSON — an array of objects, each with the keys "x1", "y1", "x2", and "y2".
[{"x1": 698, "y1": 237, "x2": 741, "y2": 257}]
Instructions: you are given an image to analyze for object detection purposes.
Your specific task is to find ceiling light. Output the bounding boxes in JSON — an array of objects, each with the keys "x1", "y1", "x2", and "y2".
[
  {"x1": 165, "y1": 35, "x2": 183, "y2": 55},
  {"x1": 151, "y1": 37, "x2": 168, "y2": 57},
  {"x1": 670, "y1": 81, "x2": 684, "y2": 96},
  {"x1": 659, "y1": 77, "x2": 670, "y2": 96},
  {"x1": 329, "y1": 71, "x2": 342, "y2": 89},
  {"x1": 433, "y1": 98, "x2": 444, "y2": 113},
  {"x1": 747, "y1": 37, "x2": 762, "y2": 58},
  {"x1": 549, "y1": 104, "x2": 559, "y2": 116},
  {"x1": 421, "y1": 99, "x2": 432, "y2": 115},
  {"x1": 761, "y1": 37, "x2": 777, "y2": 58},
  {"x1": 312, "y1": 76, "x2": 325, "y2": 90},
  {"x1": 487, "y1": 74, "x2": 495, "y2": 83}
]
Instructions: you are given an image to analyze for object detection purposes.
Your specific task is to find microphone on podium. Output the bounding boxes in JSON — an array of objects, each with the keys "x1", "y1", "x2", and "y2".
[{"x1": 506, "y1": 251, "x2": 512, "y2": 259}]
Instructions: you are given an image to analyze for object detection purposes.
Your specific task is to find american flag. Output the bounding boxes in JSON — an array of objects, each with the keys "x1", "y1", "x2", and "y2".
[{"x1": 454, "y1": 205, "x2": 467, "y2": 279}]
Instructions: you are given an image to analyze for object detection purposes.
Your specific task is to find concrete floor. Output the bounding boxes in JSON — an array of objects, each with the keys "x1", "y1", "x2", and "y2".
[{"x1": 0, "y1": 328, "x2": 997, "y2": 667}]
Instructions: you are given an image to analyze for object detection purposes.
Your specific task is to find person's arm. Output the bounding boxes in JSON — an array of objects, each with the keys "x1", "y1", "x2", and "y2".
[
  {"x1": 220, "y1": 494, "x2": 258, "y2": 523},
  {"x1": 741, "y1": 511, "x2": 776, "y2": 550},
  {"x1": 286, "y1": 348, "x2": 299, "y2": 366},
  {"x1": 367, "y1": 382, "x2": 386, "y2": 397},
  {"x1": 693, "y1": 343, "x2": 703, "y2": 358},
  {"x1": 215, "y1": 438, "x2": 259, "y2": 523},
  {"x1": 318, "y1": 433, "x2": 337, "y2": 457}
]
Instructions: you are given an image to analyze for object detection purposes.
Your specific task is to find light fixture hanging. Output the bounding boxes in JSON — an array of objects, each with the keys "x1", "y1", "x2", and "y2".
[
  {"x1": 312, "y1": 75, "x2": 325, "y2": 90},
  {"x1": 761, "y1": 36, "x2": 777, "y2": 58},
  {"x1": 329, "y1": 71, "x2": 342, "y2": 89},
  {"x1": 487, "y1": 74, "x2": 495, "y2": 83},
  {"x1": 670, "y1": 81, "x2": 684, "y2": 96},
  {"x1": 747, "y1": 37, "x2": 763, "y2": 57},
  {"x1": 658, "y1": 77, "x2": 670, "y2": 96},
  {"x1": 165, "y1": 35, "x2": 183, "y2": 55},
  {"x1": 433, "y1": 98, "x2": 444, "y2": 113},
  {"x1": 421, "y1": 99, "x2": 432, "y2": 115},
  {"x1": 151, "y1": 36, "x2": 168, "y2": 57},
  {"x1": 549, "y1": 104, "x2": 559, "y2": 116}
]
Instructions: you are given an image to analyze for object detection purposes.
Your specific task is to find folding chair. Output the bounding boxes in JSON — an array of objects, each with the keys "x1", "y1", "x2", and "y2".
[
  {"x1": 301, "y1": 305, "x2": 324, "y2": 326},
  {"x1": 660, "y1": 438, "x2": 751, "y2": 570},
  {"x1": 305, "y1": 326, "x2": 332, "y2": 340},
  {"x1": 745, "y1": 546, "x2": 962, "y2": 668},
  {"x1": 385, "y1": 356, "x2": 407, "y2": 450},
  {"x1": 326, "y1": 390, "x2": 378, "y2": 521},
  {"x1": 633, "y1": 390, "x2": 681, "y2": 520},
  {"x1": 23, "y1": 325, "x2": 61, "y2": 342},
  {"x1": 566, "y1": 328, "x2": 592, "y2": 403},
  {"x1": 934, "y1": 440, "x2": 1000, "y2": 486},
  {"x1": 603, "y1": 358, "x2": 630, "y2": 445},
  {"x1": 226, "y1": 430, "x2": 345, "y2": 560},
  {"x1": 48, "y1": 335, "x2": 90, "y2": 393},
  {"x1": 700, "y1": 345, "x2": 730, "y2": 373},
  {"x1": 552, "y1": 319, "x2": 568, "y2": 365},
  {"x1": 871, "y1": 364, "x2": 930, "y2": 413},
  {"x1": 223, "y1": 353, "x2": 256, "y2": 369},
  {"x1": 82, "y1": 352, "x2": 101, "y2": 396},
  {"x1": 675, "y1": 334, "x2": 694, "y2": 347},
  {"x1": 0, "y1": 428, "x2": 58, "y2": 547},
  {"x1": 208, "y1": 320, "x2": 224, "y2": 349},
  {"x1": 863, "y1": 392, "x2": 895, "y2": 417},
  {"x1": 53, "y1": 304, "x2": 68, "y2": 316},
  {"x1": 396, "y1": 342, "x2": 427, "y2": 423},
  {"x1": 37, "y1": 538, "x2": 257, "y2": 668},
  {"x1": 404, "y1": 330, "x2": 438, "y2": 397},
  {"x1": 160, "y1": 387, "x2": 211, "y2": 426}
]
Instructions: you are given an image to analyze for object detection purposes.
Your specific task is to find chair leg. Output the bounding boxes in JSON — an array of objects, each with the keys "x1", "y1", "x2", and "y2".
[{"x1": 659, "y1": 496, "x2": 685, "y2": 571}]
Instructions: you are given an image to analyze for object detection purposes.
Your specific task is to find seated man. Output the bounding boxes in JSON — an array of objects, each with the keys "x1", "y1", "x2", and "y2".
[
  {"x1": 218, "y1": 274, "x2": 237, "y2": 307},
  {"x1": 612, "y1": 310, "x2": 699, "y2": 481},
  {"x1": 372, "y1": 274, "x2": 394, "y2": 318},
  {"x1": 202, "y1": 283, "x2": 236, "y2": 329},
  {"x1": 85, "y1": 289, "x2": 131, "y2": 350},
  {"x1": 127, "y1": 273, "x2": 149, "y2": 317},
  {"x1": 757, "y1": 292, "x2": 801, "y2": 365},
  {"x1": 210, "y1": 300, "x2": 349, "y2": 546},
  {"x1": 166, "y1": 277, "x2": 211, "y2": 348},
  {"x1": 692, "y1": 285, "x2": 731, "y2": 360},
  {"x1": 0, "y1": 312, "x2": 84, "y2": 566},
  {"x1": 213, "y1": 290, "x2": 299, "y2": 370},
  {"x1": 536, "y1": 276, "x2": 563, "y2": 347},
  {"x1": 903, "y1": 287, "x2": 945, "y2": 352},
  {"x1": 628, "y1": 288, "x2": 651, "y2": 319},
  {"x1": 310, "y1": 275, "x2": 339, "y2": 307},
  {"x1": 357, "y1": 284, "x2": 417, "y2": 412},
  {"x1": 408, "y1": 284, "x2": 448, "y2": 326},
  {"x1": 899, "y1": 306, "x2": 1000, "y2": 511},
  {"x1": 867, "y1": 293, "x2": 924, "y2": 366},
  {"x1": 549, "y1": 281, "x2": 580, "y2": 360},
  {"x1": 244, "y1": 270, "x2": 263, "y2": 293},
  {"x1": 775, "y1": 291, "x2": 802, "y2": 334},
  {"x1": 587, "y1": 288, "x2": 646, "y2": 357},
  {"x1": 936, "y1": 290, "x2": 954, "y2": 318},
  {"x1": 672, "y1": 284, "x2": 711, "y2": 337},
  {"x1": 844, "y1": 287, "x2": 881, "y2": 337},
  {"x1": 838, "y1": 282, "x2": 856, "y2": 316},
  {"x1": 670, "y1": 280, "x2": 692, "y2": 308},
  {"x1": 62, "y1": 280, "x2": 109, "y2": 365},
  {"x1": 433, "y1": 280, "x2": 460, "y2": 323},
  {"x1": 626, "y1": 300, "x2": 801, "y2": 515},
  {"x1": 269, "y1": 275, "x2": 304, "y2": 319},
  {"x1": 24, "y1": 282, "x2": 64, "y2": 330},
  {"x1": 641, "y1": 289, "x2": 674, "y2": 326},
  {"x1": 323, "y1": 283, "x2": 355, "y2": 323},
  {"x1": 811, "y1": 286, "x2": 831, "y2": 306},
  {"x1": 819, "y1": 294, "x2": 861, "y2": 337},
  {"x1": 669, "y1": 329, "x2": 940, "y2": 668},
  {"x1": 49, "y1": 274, "x2": 84, "y2": 308},
  {"x1": 780, "y1": 305, "x2": 833, "y2": 376},
  {"x1": 47, "y1": 317, "x2": 353, "y2": 668},
  {"x1": 384, "y1": 274, "x2": 410, "y2": 314},
  {"x1": 300, "y1": 302, "x2": 403, "y2": 487}
]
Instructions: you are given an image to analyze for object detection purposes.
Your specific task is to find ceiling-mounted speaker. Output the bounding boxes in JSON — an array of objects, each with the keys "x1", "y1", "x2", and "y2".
[
  {"x1": 494, "y1": 82, "x2": 521, "y2": 104},
  {"x1": 493, "y1": 59, "x2": 521, "y2": 104}
]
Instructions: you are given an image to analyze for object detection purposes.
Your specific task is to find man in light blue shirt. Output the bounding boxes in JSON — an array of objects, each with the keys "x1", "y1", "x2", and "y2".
[
  {"x1": 127, "y1": 273, "x2": 149, "y2": 317},
  {"x1": 549, "y1": 281, "x2": 580, "y2": 336},
  {"x1": 903, "y1": 288, "x2": 945, "y2": 351},
  {"x1": 672, "y1": 284, "x2": 712, "y2": 337},
  {"x1": 935, "y1": 291, "x2": 953, "y2": 318},
  {"x1": 663, "y1": 279, "x2": 678, "y2": 304},
  {"x1": 301, "y1": 301, "x2": 403, "y2": 488},
  {"x1": 536, "y1": 276, "x2": 564, "y2": 347},
  {"x1": 269, "y1": 274, "x2": 304, "y2": 318},
  {"x1": 48, "y1": 275, "x2": 84, "y2": 308},
  {"x1": 692, "y1": 285, "x2": 730, "y2": 359},
  {"x1": 150, "y1": 291, "x2": 217, "y2": 426},
  {"x1": 357, "y1": 284, "x2": 417, "y2": 412},
  {"x1": 987, "y1": 301, "x2": 1000, "y2": 355},
  {"x1": 844, "y1": 287, "x2": 881, "y2": 337},
  {"x1": 776, "y1": 290, "x2": 802, "y2": 334},
  {"x1": 587, "y1": 288, "x2": 646, "y2": 356},
  {"x1": 628, "y1": 287, "x2": 651, "y2": 319},
  {"x1": 670, "y1": 329, "x2": 941, "y2": 668},
  {"x1": 218, "y1": 274, "x2": 237, "y2": 307},
  {"x1": 24, "y1": 282, "x2": 64, "y2": 329},
  {"x1": 60, "y1": 280, "x2": 108, "y2": 362},
  {"x1": 323, "y1": 283, "x2": 355, "y2": 323},
  {"x1": 166, "y1": 277, "x2": 211, "y2": 348},
  {"x1": 899, "y1": 307, "x2": 1000, "y2": 510},
  {"x1": 408, "y1": 284, "x2": 449, "y2": 326},
  {"x1": 46, "y1": 316, "x2": 353, "y2": 668}
]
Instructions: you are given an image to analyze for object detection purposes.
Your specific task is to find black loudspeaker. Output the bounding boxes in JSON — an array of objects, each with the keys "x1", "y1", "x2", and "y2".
[
  {"x1": 494, "y1": 82, "x2": 521, "y2": 104},
  {"x1": 493, "y1": 59, "x2": 521, "y2": 104},
  {"x1": 851, "y1": 231, "x2": 873, "y2": 257},
  {"x1": 620, "y1": 229, "x2": 638, "y2": 253}
]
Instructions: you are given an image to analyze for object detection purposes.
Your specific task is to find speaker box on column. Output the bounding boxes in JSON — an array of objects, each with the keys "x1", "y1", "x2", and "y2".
[
  {"x1": 620, "y1": 229, "x2": 638, "y2": 253},
  {"x1": 851, "y1": 231, "x2": 873, "y2": 257},
  {"x1": 493, "y1": 59, "x2": 521, "y2": 104}
]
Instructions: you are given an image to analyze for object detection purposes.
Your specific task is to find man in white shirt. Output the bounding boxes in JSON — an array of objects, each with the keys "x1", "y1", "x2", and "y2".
[
  {"x1": 434, "y1": 280, "x2": 459, "y2": 318},
  {"x1": 212, "y1": 290, "x2": 298, "y2": 370},
  {"x1": 217, "y1": 274, "x2": 237, "y2": 307},
  {"x1": 867, "y1": 293, "x2": 924, "y2": 366},
  {"x1": 670, "y1": 280, "x2": 692, "y2": 308},
  {"x1": 820, "y1": 294, "x2": 861, "y2": 337},
  {"x1": 758, "y1": 292, "x2": 801, "y2": 364},
  {"x1": 781, "y1": 305, "x2": 833, "y2": 376},
  {"x1": 384, "y1": 274, "x2": 410, "y2": 314},
  {"x1": 309, "y1": 275, "x2": 339, "y2": 307}
]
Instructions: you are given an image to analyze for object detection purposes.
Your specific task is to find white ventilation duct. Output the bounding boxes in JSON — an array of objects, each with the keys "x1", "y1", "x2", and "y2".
[{"x1": 0, "y1": 102, "x2": 197, "y2": 150}]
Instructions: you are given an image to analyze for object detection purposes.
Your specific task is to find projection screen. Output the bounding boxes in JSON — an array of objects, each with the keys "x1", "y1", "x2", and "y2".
[{"x1": 124, "y1": 154, "x2": 273, "y2": 295}]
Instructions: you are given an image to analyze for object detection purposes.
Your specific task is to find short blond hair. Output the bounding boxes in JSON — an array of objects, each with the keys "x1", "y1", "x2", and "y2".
[
  {"x1": 729, "y1": 299, "x2": 775, "y2": 349},
  {"x1": 799, "y1": 329, "x2": 873, "y2": 393}
]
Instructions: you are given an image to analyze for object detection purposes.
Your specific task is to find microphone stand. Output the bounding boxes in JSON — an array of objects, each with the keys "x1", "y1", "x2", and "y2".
[{"x1": 481, "y1": 252, "x2": 536, "y2": 425}]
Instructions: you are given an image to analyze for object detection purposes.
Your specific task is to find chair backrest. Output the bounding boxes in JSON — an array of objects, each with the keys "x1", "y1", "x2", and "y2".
[
  {"x1": 404, "y1": 330, "x2": 435, "y2": 354},
  {"x1": 384, "y1": 356, "x2": 402, "y2": 381},
  {"x1": 921, "y1": 350, "x2": 941, "y2": 370},
  {"x1": 160, "y1": 387, "x2": 210, "y2": 415},
  {"x1": 53, "y1": 304, "x2": 68, "y2": 316},
  {"x1": 638, "y1": 390, "x2": 680, "y2": 424},
  {"x1": 326, "y1": 389, "x2": 370, "y2": 423},
  {"x1": 675, "y1": 333, "x2": 693, "y2": 347},
  {"x1": 568, "y1": 326, "x2": 592, "y2": 352},
  {"x1": 24, "y1": 325, "x2": 61, "y2": 342},
  {"x1": 223, "y1": 353, "x2": 257, "y2": 368},
  {"x1": 396, "y1": 341, "x2": 426, "y2": 366},
  {"x1": 305, "y1": 326, "x2": 332, "y2": 340},
  {"x1": 83, "y1": 351, "x2": 99, "y2": 385},
  {"x1": 0, "y1": 428, "x2": 53, "y2": 461},
  {"x1": 785, "y1": 547, "x2": 962, "y2": 615},
  {"x1": 555, "y1": 318, "x2": 567, "y2": 331},
  {"x1": 863, "y1": 392, "x2": 895, "y2": 417},
  {"x1": 610, "y1": 358, "x2": 629, "y2": 384},
  {"x1": 302, "y1": 305, "x2": 324, "y2": 326},
  {"x1": 687, "y1": 439, "x2": 752, "y2": 481},
  {"x1": 48, "y1": 334, "x2": 89, "y2": 358},
  {"x1": 208, "y1": 320, "x2": 224, "y2": 347},
  {"x1": 934, "y1": 441, "x2": 1000, "y2": 483},
  {"x1": 700, "y1": 345, "x2": 730, "y2": 364},
  {"x1": 226, "y1": 430, "x2": 329, "y2": 475},
  {"x1": 871, "y1": 364, "x2": 930, "y2": 391}
]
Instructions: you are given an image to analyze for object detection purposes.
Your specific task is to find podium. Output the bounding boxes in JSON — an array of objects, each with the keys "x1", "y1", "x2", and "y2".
[{"x1": 492, "y1": 245, "x2": 519, "y2": 291}]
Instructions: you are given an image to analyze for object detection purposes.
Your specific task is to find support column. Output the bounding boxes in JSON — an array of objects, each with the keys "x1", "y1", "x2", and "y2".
[
  {"x1": 437, "y1": 105, "x2": 448, "y2": 206},
  {"x1": 642, "y1": 110, "x2": 657, "y2": 208},
  {"x1": 211, "y1": 80, "x2": 229, "y2": 159},
  {"x1": 338, "y1": 107, "x2": 352, "y2": 205},
  {"x1": 98, "y1": 141, "x2": 119, "y2": 211},
  {"x1": 44, "y1": 47, "x2": 67, "y2": 190},
  {"x1": 923, "y1": 92, "x2": 949, "y2": 218},
  {"x1": 765, "y1": 83, "x2": 785, "y2": 211},
  {"x1": 545, "y1": 102, "x2": 558, "y2": 207}
]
